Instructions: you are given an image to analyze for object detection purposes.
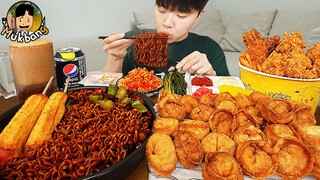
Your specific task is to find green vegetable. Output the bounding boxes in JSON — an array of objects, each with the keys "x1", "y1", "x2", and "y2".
[
  {"x1": 163, "y1": 70, "x2": 187, "y2": 95},
  {"x1": 97, "y1": 100, "x2": 115, "y2": 109},
  {"x1": 107, "y1": 84, "x2": 118, "y2": 95},
  {"x1": 116, "y1": 86, "x2": 127, "y2": 100},
  {"x1": 89, "y1": 94, "x2": 102, "y2": 103},
  {"x1": 121, "y1": 96, "x2": 132, "y2": 104},
  {"x1": 131, "y1": 100, "x2": 148, "y2": 113}
]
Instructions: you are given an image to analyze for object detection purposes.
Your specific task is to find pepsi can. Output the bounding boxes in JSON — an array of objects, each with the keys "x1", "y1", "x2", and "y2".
[{"x1": 54, "y1": 47, "x2": 86, "y2": 90}]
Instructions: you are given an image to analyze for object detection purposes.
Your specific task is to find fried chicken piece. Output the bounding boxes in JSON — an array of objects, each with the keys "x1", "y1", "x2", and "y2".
[
  {"x1": 306, "y1": 43, "x2": 320, "y2": 78},
  {"x1": 201, "y1": 132, "x2": 236, "y2": 156},
  {"x1": 276, "y1": 31, "x2": 306, "y2": 54},
  {"x1": 241, "y1": 29, "x2": 280, "y2": 71},
  {"x1": 274, "y1": 138, "x2": 314, "y2": 179},
  {"x1": 179, "y1": 120, "x2": 210, "y2": 140},
  {"x1": 157, "y1": 93, "x2": 186, "y2": 120},
  {"x1": 202, "y1": 152, "x2": 243, "y2": 180},
  {"x1": 152, "y1": 118, "x2": 179, "y2": 138},
  {"x1": 146, "y1": 133, "x2": 177, "y2": 177},
  {"x1": 306, "y1": 43, "x2": 320, "y2": 64}
]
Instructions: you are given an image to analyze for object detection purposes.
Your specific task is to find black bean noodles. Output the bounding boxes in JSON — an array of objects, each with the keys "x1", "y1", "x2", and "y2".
[{"x1": 0, "y1": 88, "x2": 153, "y2": 179}]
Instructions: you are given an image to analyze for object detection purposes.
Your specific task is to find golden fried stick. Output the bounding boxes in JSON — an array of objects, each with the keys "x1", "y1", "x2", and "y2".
[
  {"x1": 0, "y1": 94, "x2": 48, "y2": 165},
  {"x1": 25, "y1": 91, "x2": 67, "y2": 149}
]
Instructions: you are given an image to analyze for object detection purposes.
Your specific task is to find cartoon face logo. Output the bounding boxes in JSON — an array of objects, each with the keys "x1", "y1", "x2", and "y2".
[
  {"x1": 6, "y1": 1, "x2": 42, "y2": 33},
  {"x1": 15, "y1": 4, "x2": 34, "y2": 32},
  {"x1": 63, "y1": 64, "x2": 78, "y2": 77},
  {"x1": 1, "y1": 1, "x2": 49, "y2": 43}
]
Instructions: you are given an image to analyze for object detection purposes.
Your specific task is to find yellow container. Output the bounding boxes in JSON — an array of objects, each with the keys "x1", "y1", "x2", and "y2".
[{"x1": 239, "y1": 63, "x2": 320, "y2": 114}]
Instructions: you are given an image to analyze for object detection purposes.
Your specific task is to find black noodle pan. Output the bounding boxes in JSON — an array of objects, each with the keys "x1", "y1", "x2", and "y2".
[{"x1": 0, "y1": 86, "x2": 157, "y2": 180}]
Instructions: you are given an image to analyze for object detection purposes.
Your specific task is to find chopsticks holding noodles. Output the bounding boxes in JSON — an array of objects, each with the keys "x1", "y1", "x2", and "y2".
[{"x1": 98, "y1": 36, "x2": 136, "y2": 39}]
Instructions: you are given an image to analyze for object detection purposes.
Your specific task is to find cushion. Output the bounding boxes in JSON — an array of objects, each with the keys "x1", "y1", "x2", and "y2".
[
  {"x1": 133, "y1": 9, "x2": 226, "y2": 43},
  {"x1": 269, "y1": 10, "x2": 320, "y2": 45},
  {"x1": 219, "y1": 9, "x2": 277, "y2": 52},
  {"x1": 305, "y1": 27, "x2": 320, "y2": 49}
]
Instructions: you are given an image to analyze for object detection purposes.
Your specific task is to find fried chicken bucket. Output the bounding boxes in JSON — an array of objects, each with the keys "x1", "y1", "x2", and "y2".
[{"x1": 240, "y1": 63, "x2": 320, "y2": 114}]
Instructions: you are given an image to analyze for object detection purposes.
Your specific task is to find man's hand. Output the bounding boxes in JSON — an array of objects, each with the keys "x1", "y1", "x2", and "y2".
[
  {"x1": 101, "y1": 33, "x2": 134, "y2": 60},
  {"x1": 175, "y1": 51, "x2": 216, "y2": 76}
]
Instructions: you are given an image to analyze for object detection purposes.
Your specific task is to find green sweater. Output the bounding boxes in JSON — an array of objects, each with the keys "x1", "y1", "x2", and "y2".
[{"x1": 122, "y1": 29, "x2": 230, "y2": 76}]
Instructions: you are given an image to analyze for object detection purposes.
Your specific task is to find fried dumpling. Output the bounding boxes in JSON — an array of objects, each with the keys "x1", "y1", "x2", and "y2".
[
  {"x1": 174, "y1": 131, "x2": 204, "y2": 169},
  {"x1": 215, "y1": 100, "x2": 239, "y2": 114},
  {"x1": 199, "y1": 92, "x2": 215, "y2": 107},
  {"x1": 312, "y1": 150, "x2": 320, "y2": 180},
  {"x1": 235, "y1": 140, "x2": 277, "y2": 179},
  {"x1": 234, "y1": 92, "x2": 254, "y2": 110},
  {"x1": 202, "y1": 152, "x2": 243, "y2": 180},
  {"x1": 201, "y1": 132, "x2": 236, "y2": 156},
  {"x1": 190, "y1": 103, "x2": 214, "y2": 122},
  {"x1": 179, "y1": 119, "x2": 210, "y2": 140},
  {"x1": 274, "y1": 138, "x2": 314, "y2": 179},
  {"x1": 234, "y1": 111, "x2": 262, "y2": 130},
  {"x1": 208, "y1": 109, "x2": 236, "y2": 137},
  {"x1": 146, "y1": 133, "x2": 177, "y2": 177},
  {"x1": 157, "y1": 93, "x2": 186, "y2": 120},
  {"x1": 152, "y1": 117, "x2": 179, "y2": 137},
  {"x1": 231, "y1": 125, "x2": 267, "y2": 146},
  {"x1": 295, "y1": 125, "x2": 320, "y2": 153},
  {"x1": 180, "y1": 94, "x2": 199, "y2": 118},
  {"x1": 247, "y1": 91, "x2": 269, "y2": 104},
  {"x1": 256, "y1": 97, "x2": 295, "y2": 124},
  {"x1": 263, "y1": 123, "x2": 301, "y2": 147},
  {"x1": 289, "y1": 101, "x2": 316, "y2": 128}
]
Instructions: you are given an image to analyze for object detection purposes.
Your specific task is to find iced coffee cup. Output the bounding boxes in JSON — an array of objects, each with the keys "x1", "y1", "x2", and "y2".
[{"x1": 9, "y1": 38, "x2": 57, "y2": 101}]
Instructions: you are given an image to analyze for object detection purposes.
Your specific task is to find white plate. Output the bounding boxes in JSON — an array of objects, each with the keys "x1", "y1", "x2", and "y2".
[
  {"x1": 79, "y1": 71, "x2": 122, "y2": 86},
  {"x1": 188, "y1": 76, "x2": 245, "y2": 95}
]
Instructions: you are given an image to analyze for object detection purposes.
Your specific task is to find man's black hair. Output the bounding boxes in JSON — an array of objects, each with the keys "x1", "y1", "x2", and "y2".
[
  {"x1": 15, "y1": 4, "x2": 34, "y2": 17},
  {"x1": 155, "y1": 0, "x2": 209, "y2": 13}
]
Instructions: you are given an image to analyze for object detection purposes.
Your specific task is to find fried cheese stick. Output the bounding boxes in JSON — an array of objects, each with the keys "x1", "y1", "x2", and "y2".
[
  {"x1": 0, "y1": 94, "x2": 48, "y2": 165},
  {"x1": 25, "y1": 91, "x2": 67, "y2": 149}
]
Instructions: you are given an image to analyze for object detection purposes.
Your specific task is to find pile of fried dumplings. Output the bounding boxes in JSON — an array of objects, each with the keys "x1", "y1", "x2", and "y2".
[{"x1": 146, "y1": 91, "x2": 320, "y2": 179}]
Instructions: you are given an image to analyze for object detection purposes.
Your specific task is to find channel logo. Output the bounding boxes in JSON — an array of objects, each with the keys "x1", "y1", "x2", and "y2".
[{"x1": 63, "y1": 64, "x2": 78, "y2": 77}]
